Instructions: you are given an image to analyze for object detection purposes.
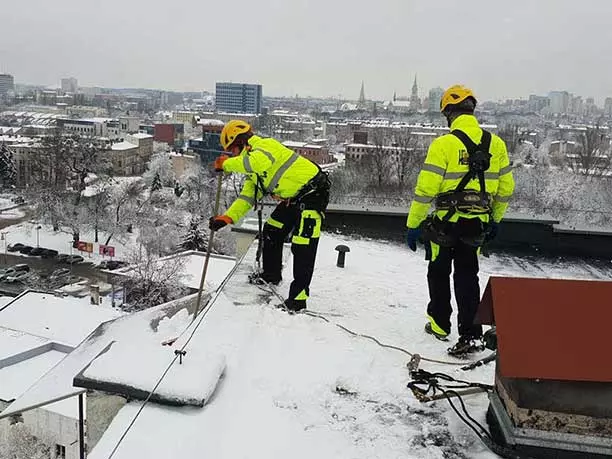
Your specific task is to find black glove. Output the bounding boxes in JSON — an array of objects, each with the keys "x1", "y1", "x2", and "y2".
[
  {"x1": 209, "y1": 215, "x2": 232, "y2": 231},
  {"x1": 485, "y1": 222, "x2": 498, "y2": 243}
]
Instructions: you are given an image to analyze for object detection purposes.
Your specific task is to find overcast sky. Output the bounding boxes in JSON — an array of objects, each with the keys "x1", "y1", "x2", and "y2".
[{"x1": 2, "y1": 0, "x2": 612, "y2": 102}]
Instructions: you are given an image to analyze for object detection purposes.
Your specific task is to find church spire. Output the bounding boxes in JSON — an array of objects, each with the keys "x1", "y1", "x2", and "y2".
[
  {"x1": 410, "y1": 74, "x2": 420, "y2": 110},
  {"x1": 358, "y1": 81, "x2": 366, "y2": 107}
]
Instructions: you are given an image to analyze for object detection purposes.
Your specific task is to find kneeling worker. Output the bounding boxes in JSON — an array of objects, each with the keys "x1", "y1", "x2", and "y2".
[
  {"x1": 406, "y1": 85, "x2": 515, "y2": 356},
  {"x1": 210, "y1": 120, "x2": 330, "y2": 313}
]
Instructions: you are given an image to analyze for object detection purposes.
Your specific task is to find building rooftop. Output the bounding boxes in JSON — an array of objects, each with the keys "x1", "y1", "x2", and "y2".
[
  {"x1": 0, "y1": 291, "x2": 121, "y2": 347},
  {"x1": 110, "y1": 251, "x2": 236, "y2": 292},
  {"x1": 111, "y1": 141, "x2": 138, "y2": 151},
  {"x1": 77, "y1": 235, "x2": 612, "y2": 459},
  {"x1": 130, "y1": 133, "x2": 153, "y2": 140}
]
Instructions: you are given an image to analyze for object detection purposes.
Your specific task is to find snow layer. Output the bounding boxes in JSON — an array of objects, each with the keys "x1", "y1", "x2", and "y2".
[
  {"x1": 0, "y1": 327, "x2": 49, "y2": 360},
  {"x1": 0, "y1": 295, "x2": 200, "y2": 420},
  {"x1": 82, "y1": 341, "x2": 226, "y2": 407},
  {"x1": 88, "y1": 236, "x2": 611, "y2": 459},
  {"x1": 0, "y1": 349, "x2": 66, "y2": 402},
  {"x1": 0, "y1": 292, "x2": 121, "y2": 347}
]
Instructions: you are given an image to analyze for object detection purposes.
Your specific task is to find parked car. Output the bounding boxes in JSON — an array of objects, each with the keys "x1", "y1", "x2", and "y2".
[
  {"x1": 10, "y1": 196, "x2": 25, "y2": 204},
  {"x1": 66, "y1": 255, "x2": 84, "y2": 264},
  {"x1": 5, "y1": 271, "x2": 29, "y2": 283},
  {"x1": 29, "y1": 247, "x2": 45, "y2": 256},
  {"x1": 7, "y1": 243, "x2": 25, "y2": 252},
  {"x1": 50, "y1": 268, "x2": 70, "y2": 279},
  {"x1": 14, "y1": 264, "x2": 30, "y2": 272},
  {"x1": 18, "y1": 246, "x2": 33, "y2": 254},
  {"x1": 98, "y1": 260, "x2": 128, "y2": 270},
  {"x1": 56, "y1": 254, "x2": 71, "y2": 263},
  {"x1": 41, "y1": 249, "x2": 59, "y2": 258}
]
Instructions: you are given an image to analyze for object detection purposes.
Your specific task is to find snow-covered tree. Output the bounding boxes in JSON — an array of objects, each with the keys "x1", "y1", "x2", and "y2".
[
  {"x1": 143, "y1": 153, "x2": 175, "y2": 189},
  {"x1": 181, "y1": 217, "x2": 207, "y2": 251},
  {"x1": 106, "y1": 179, "x2": 145, "y2": 241},
  {"x1": 27, "y1": 129, "x2": 112, "y2": 241},
  {"x1": 122, "y1": 247, "x2": 188, "y2": 311},
  {"x1": 150, "y1": 172, "x2": 163, "y2": 192},
  {"x1": 178, "y1": 164, "x2": 216, "y2": 218}
]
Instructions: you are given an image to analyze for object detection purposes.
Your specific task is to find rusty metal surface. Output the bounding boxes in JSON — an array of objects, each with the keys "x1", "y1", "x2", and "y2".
[{"x1": 479, "y1": 277, "x2": 612, "y2": 382}]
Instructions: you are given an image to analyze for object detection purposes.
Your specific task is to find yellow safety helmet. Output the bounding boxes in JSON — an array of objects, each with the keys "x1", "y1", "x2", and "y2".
[
  {"x1": 440, "y1": 85, "x2": 476, "y2": 113},
  {"x1": 220, "y1": 120, "x2": 252, "y2": 151}
]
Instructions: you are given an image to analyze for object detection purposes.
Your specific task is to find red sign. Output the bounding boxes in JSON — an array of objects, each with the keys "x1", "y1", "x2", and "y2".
[
  {"x1": 99, "y1": 245, "x2": 115, "y2": 257},
  {"x1": 77, "y1": 241, "x2": 93, "y2": 253}
]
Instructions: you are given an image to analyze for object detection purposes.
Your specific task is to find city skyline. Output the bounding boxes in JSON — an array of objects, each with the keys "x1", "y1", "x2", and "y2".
[{"x1": 2, "y1": 0, "x2": 612, "y2": 103}]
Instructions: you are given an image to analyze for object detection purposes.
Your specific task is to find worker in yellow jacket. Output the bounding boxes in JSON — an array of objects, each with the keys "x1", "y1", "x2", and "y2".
[
  {"x1": 210, "y1": 120, "x2": 330, "y2": 312},
  {"x1": 406, "y1": 85, "x2": 515, "y2": 356}
]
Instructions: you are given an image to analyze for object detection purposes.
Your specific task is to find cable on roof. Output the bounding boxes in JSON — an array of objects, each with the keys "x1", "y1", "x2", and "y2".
[
  {"x1": 256, "y1": 281, "x2": 476, "y2": 367},
  {"x1": 107, "y1": 246, "x2": 250, "y2": 458}
]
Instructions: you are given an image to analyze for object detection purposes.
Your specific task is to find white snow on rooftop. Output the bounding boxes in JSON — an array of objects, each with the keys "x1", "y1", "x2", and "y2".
[
  {"x1": 111, "y1": 251, "x2": 236, "y2": 291},
  {"x1": 85, "y1": 236, "x2": 611, "y2": 459},
  {"x1": 0, "y1": 291, "x2": 122, "y2": 347},
  {"x1": 0, "y1": 327, "x2": 50, "y2": 360},
  {"x1": 196, "y1": 118, "x2": 224, "y2": 127},
  {"x1": 111, "y1": 141, "x2": 137, "y2": 151},
  {"x1": 0, "y1": 349, "x2": 67, "y2": 402},
  {"x1": 0, "y1": 295, "x2": 199, "y2": 421},
  {"x1": 130, "y1": 133, "x2": 153, "y2": 139}
]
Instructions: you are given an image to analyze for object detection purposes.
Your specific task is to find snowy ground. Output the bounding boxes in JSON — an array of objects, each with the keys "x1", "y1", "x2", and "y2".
[
  {"x1": 1, "y1": 222, "x2": 138, "y2": 262},
  {"x1": 0, "y1": 195, "x2": 26, "y2": 220},
  {"x1": 87, "y1": 234, "x2": 611, "y2": 459}
]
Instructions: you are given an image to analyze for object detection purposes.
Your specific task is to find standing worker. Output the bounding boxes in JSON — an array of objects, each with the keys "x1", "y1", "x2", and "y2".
[
  {"x1": 405, "y1": 85, "x2": 515, "y2": 356},
  {"x1": 209, "y1": 120, "x2": 330, "y2": 313}
]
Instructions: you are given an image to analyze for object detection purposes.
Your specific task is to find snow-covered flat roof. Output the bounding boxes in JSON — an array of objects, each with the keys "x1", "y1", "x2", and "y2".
[
  {"x1": 196, "y1": 119, "x2": 224, "y2": 127},
  {"x1": 110, "y1": 251, "x2": 236, "y2": 291},
  {"x1": 85, "y1": 236, "x2": 612, "y2": 459},
  {"x1": 111, "y1": 141, "x2": 138, "y2": 151},
  {"x1": 0, "y1": 327, "x2": 50, "y2": 361},
  {"x1": 0, "y1": 291, "x2": 121, "y2": 347},
  {"x1": 130, "y1": 133, "x2": 153, "y2": 139},
  {"x1": 0, "y1": 349, "x2": 67, "y2": 402},
  {"x1": 0, "y1": 295, "x2": 200, "y2": 421}
]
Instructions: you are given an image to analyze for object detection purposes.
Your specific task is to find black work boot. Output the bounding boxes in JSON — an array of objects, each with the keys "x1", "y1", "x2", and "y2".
[
  {"x1": 282, "y1": 299, "x2": 307, "y2": 313},
  {"x1": 424, "y1": 322, "x2": 449, "y2": 342},
  {"x1": 447, "y1": 336, "x2": 484, "y2": 357},
  {"x1": 248, "y1": 271, "x2": 281, "y2": 286}
]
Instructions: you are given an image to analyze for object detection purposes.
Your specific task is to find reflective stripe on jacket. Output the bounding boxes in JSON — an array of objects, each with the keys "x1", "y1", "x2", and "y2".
[
  {"x1": 406, "y1": 115, "x2": 515, "y2": 228},
  {"x1": 223, "y1": 135, "x2": 319, "y2": 223}
]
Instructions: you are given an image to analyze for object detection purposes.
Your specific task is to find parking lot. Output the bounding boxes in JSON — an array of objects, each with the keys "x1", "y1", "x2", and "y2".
[{"x1": 0, "y1": 250, "x2": 117, "y2": 296}]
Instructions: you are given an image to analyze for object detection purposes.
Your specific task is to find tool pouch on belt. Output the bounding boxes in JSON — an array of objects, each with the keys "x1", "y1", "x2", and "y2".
[
  {"x1": 420, "y1": 215, "x2": 457, "y2": 248},
  {"x1": 421, "y1": 215, "x2": 490, "y2": 249},
  {"x1": 293, "y1": 170, "x2": 331, "y2": 212}
]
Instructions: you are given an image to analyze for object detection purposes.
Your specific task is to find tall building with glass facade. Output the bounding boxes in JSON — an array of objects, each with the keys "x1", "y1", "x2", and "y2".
[{"x1": 215, "y1": 82, "x2": 262, "y2": 114}]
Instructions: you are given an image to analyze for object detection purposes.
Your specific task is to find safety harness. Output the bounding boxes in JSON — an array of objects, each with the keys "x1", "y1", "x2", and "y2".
[
  {"x1": 435, "y1": 129, "x2": 493, "y2": 222},
  {"x1": 421, "y1": 130, "x2": 494, "y2": 249}
]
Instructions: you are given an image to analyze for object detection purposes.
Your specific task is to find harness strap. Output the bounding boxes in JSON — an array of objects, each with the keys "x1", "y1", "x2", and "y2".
[{"x1": 440, "y1": 130, "x2": 492, "y2": 222}]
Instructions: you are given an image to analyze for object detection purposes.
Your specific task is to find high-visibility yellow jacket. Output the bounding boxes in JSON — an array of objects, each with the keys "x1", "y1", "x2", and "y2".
[
  {"x1": 407, "y1": 115, "x2": 515, "y2": 228},
  {"x1": 222, "y1": 135, "x2": 319, "y2": 223}
]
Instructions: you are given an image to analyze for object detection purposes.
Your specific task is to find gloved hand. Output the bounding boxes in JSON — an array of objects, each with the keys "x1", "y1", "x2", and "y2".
[
  {"x1": 209, "y1": 215, "x2": 233, "y2": 231},
  {"x1": 406, "y1": 227, "x2": 421, "y2": 252},
  {"x1": 485, "y1": 221, "x2": 498, "y2": 243},
  {"x1": 213, "y1": 155, "x2": 229, "y2": 172}
]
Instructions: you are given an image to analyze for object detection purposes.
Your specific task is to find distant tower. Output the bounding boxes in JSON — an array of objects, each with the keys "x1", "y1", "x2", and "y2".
[
  {"x1": 410, "y1": 74, "x2": 420, "y2": 110},
  {"x1": 358, "y1": 81, "x2": 366, "y2": 108},
  {"x1": 393, "y1": 91, "x2": 397, "y2": 102}
]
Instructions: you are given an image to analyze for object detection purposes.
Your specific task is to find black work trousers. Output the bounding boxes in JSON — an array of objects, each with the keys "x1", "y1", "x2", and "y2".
[
  {"x1": 426, "y1": 218, "x2": 483, "y2": 339},
  {"x1": 262, "y1": 202, "x2": 321, "y2": 301}
]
